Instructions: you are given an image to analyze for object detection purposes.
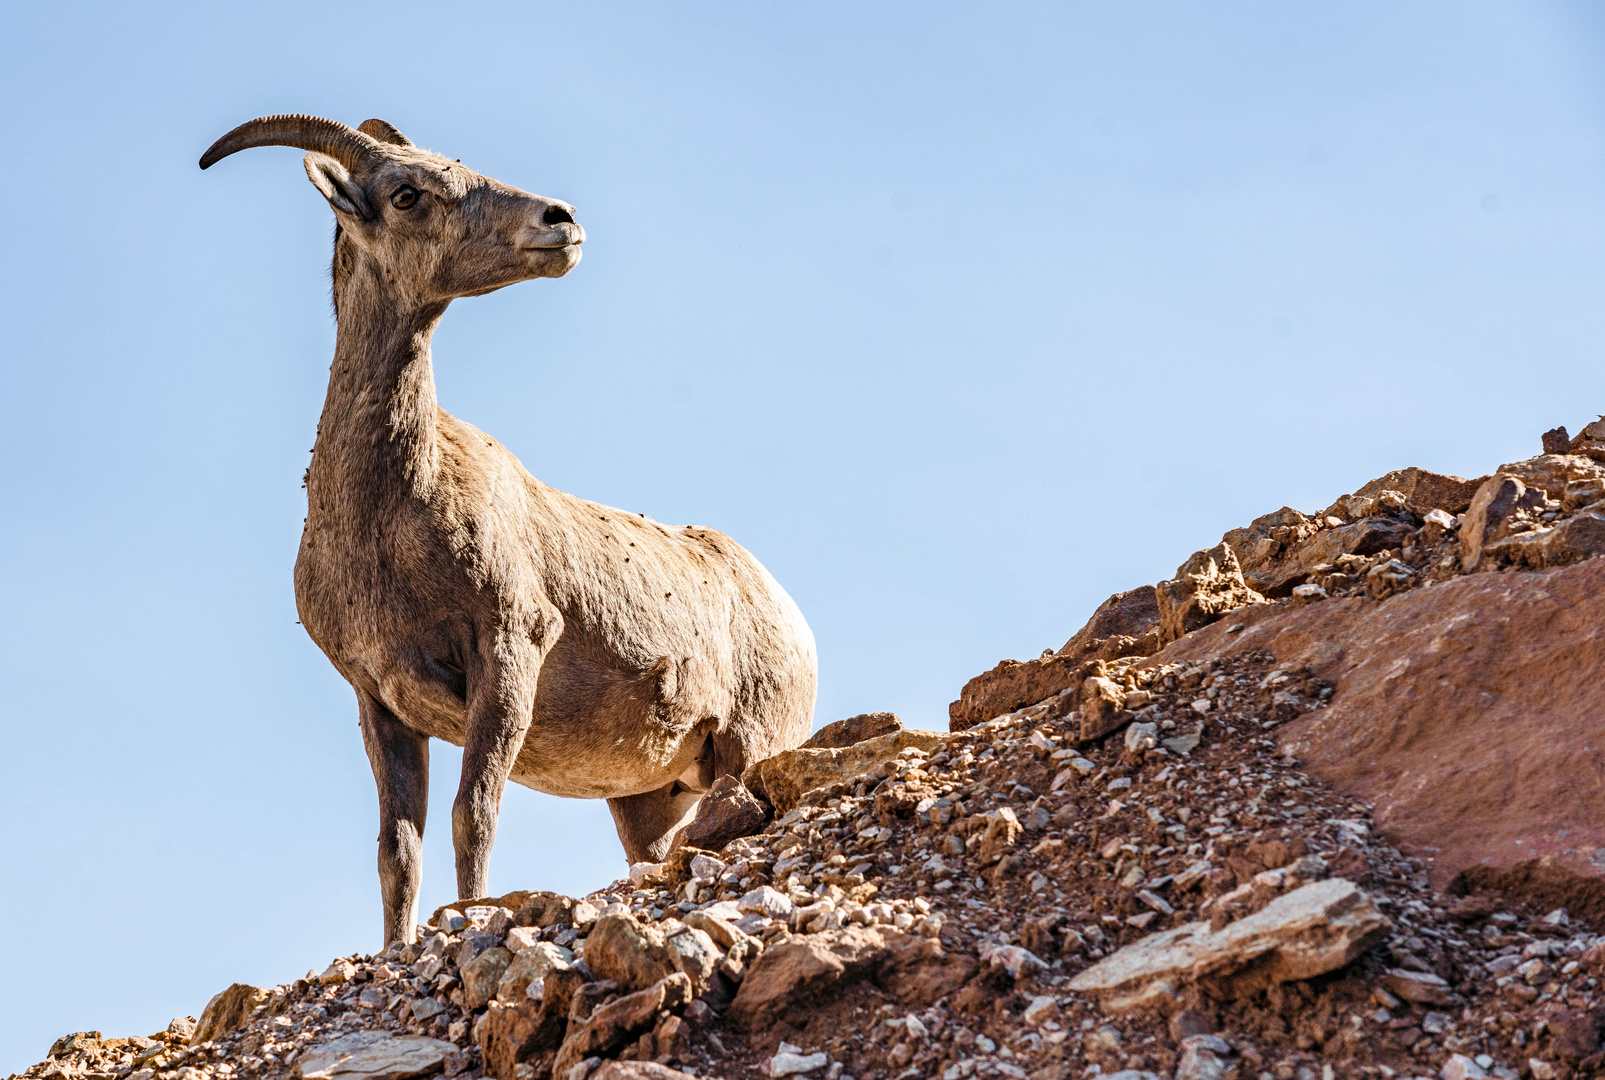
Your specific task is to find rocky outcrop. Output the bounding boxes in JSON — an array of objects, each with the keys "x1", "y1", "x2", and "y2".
[
  {"x1": 948, "y1": 653, "x2": 1083, "y2": 731},
  {"x1": 1155, "y1": 543, "x2": 1266, "y2": 645},
  {"x1": 802, "y1": 712, "x2": 904, "y2": 749},
  {"x1": 1056, "y1": 586, "x2": 1160, "y2": 664}
]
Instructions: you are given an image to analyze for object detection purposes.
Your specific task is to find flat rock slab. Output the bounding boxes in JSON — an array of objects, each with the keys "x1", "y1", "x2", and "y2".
[
  {"x1": 1067, "y1": 878, "x2": 1390, "y2": 1013},
  {"x1": 296, "y1": 1032, "x2": 457, "y2": 1080}
]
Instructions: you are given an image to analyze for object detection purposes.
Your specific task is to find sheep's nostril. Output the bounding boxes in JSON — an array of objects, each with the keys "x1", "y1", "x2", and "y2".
[{"x1": 542, "y1": 206, "x2": 574, "y2": 225}]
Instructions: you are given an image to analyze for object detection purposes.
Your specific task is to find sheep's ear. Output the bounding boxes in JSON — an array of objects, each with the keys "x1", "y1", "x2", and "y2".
[{"x1": 303, "y1": 153, "x2": 373, "y2": 221}]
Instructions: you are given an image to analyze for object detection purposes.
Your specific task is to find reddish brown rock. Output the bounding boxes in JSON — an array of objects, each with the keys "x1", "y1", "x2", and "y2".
[
  {"x1": 1057, "y1": 586, "x2": 1160, "y2": 663},
  {"x1": 1151, "y1": 557, "x2": 1605, "y2": 889},
  {"x1": 727, "y1": 924, "x2": 971, "y2": 1032},
  {"x1": 1155, "y1": 542, "x2": 1266, "y2": 645},
  {"x1": 803, "y1": 712, "x2": 904, "y2": 749},
  {"x1": 948, "y1": 653, "x2": 1083, "y2": 732},
  {"x1": 674, "y1": 775, "x2": 768, "y2": 853},
  {"x1": 1460, "y1": 475, "x2": 1535, "y2": 571},
  {"x1": 1079, "y1": 676, "x2": 1133, "y2": 742},
  {"x1": 552, "y1": 973, "x2": 692, "y2": 1077}
]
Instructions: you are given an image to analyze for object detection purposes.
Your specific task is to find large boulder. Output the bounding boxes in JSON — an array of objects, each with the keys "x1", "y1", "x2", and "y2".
[
  {"x1": 1319, "y1": 467, "x2": 1485, "y2": 520},
  {"x1": 1153, "y1": 556, "x2": 1605, "y2": 890},
  {"x1": 1066, "y1": 879, "x2": 1390, "y2": 1013}
]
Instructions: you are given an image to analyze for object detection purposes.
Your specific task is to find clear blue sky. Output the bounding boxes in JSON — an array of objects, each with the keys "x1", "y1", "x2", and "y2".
[{"x1": 4, "y1": 1, "x2": 1604, "y2": 1068}]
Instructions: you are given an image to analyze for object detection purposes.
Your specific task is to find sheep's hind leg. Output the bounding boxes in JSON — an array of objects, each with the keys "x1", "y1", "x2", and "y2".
[
  {"x1": 358, "y1": 691, "x2": 429, "y2": 946},
  {"x1": 607, "y1": 781, "x2": 704, "y2": 865}
]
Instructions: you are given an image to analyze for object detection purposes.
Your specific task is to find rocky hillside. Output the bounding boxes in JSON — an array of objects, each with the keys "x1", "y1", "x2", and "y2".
[{"x1": 15, "y1": 421, "x2": 1605, "y2": 1080}]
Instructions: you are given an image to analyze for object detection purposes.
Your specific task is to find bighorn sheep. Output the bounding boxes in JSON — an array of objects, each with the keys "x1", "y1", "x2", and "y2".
[{"x1": 200, "y1": 115, "x2": 817, "y2": 944}]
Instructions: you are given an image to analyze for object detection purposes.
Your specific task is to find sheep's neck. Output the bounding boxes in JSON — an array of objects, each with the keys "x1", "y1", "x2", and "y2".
[{"x1": 312, "y1": 271, "x2": 448, "y2": 508}]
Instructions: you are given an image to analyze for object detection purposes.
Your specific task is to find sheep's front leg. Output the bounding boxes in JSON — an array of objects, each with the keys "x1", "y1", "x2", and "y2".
[
  {"x1": 358, "y1": 691, "x2": 430, "y2": 946},
  {"x1": 453, "y1": 633, "x2": 545, "y2": 901}
]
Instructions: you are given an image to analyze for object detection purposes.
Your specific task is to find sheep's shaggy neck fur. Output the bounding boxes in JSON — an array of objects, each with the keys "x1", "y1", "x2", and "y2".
[{"x1": 204, "y1": 115, "x2": 817, "y2": 945}]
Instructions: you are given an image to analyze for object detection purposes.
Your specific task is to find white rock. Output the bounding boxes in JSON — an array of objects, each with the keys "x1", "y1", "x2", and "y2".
[
  {"x1": 689, "y1": 854, "x2": 727, "y2": 883},
  {"x1": 627, "y1": 862, "x2": 664, "y2": 887},
  {"x1": 767, "y1": 1051, "x2": 829, "y2": 1077},
  {"x1": 1124, "y1": 723, "x2": 1159, "y2": 754},
  {"x1": 740, "y1": 885, "x2": 795, "y2": 920},
  {"x1": 504, "y1": 927, "x2": 542, "y2": 952}
]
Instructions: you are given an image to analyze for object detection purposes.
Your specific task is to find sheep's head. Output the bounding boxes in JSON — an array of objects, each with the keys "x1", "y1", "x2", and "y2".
[{"x1": 201, "y1": 115, "x2": 582, "y2": 307}]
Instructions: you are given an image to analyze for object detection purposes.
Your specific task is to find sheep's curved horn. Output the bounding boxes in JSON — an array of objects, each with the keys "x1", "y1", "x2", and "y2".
[
  {"x1": 199, "y1": 114, "x2": 383, "y2": 171},
  {"x1": 357, "y1": 118, "x2": 414, "y2": 147}
]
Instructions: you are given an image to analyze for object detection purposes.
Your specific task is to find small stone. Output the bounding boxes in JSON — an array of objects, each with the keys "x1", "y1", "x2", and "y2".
[
  {"x1": 1175, "y1": 1035, "x2": 1232, "y2": 1080},
  {"x1": 409, "y1": 998, "x2": 445, "y2": 1023},
  {"x1": 1021, "y1": 995, "x2": 1059, "y2": 1025},
  {"x1": 688, "y1": 853, "x2": 726, "y2": 882},
  {"x1": 1136, "y1": 890, "x2": 1173, "y2": 916},
  {"x1": 1421, "y1": 1011, "x2": 1453, "y2": 1035},
  {"x1": 980, "y1": 943, "x2": 1047, "y2": 980},
  {"x1": 1384, "y1": 967, "x2": 1455, "y2": 1005},
  {"x1": 627, "y1": 862, "x2": 665, "y2": 888},
  {"x1": 505, "y1": 927, "x2": 543, "y2": 952},
  {"x1": 1440, "y1": 1055, "x2": 1488, "y2": 1080},
  {"x1": 664, "y1": 925, "x2": 722, "y2": 993},
  {"x1": 320, "y1": 959, "x2": 358, "y2": 986},
  {"x1": 739, "y1": 886, "x2": 796, "y2": 920}
]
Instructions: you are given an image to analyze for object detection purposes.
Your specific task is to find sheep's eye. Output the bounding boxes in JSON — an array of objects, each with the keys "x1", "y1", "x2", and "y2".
[{"x1": 391, "y1": 186, "x2": 418, "y2": 210}]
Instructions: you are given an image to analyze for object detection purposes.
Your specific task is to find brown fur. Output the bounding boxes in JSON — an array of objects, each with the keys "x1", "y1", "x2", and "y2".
[{"x1": 203, "y1": 116, "x2": 817, "y2": 944}]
